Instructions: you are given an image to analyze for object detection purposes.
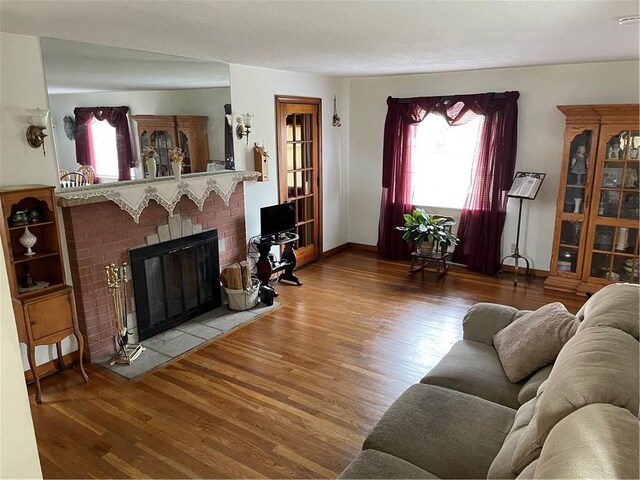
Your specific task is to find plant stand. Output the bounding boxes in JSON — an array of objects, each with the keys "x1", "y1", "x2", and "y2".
[{"x1": 409, "y1": 250, "x2": 451, "y2": 279}]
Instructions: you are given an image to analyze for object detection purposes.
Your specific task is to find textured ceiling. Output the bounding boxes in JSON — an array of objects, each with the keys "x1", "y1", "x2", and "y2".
[{"x1": 1, "y1": 0, "x2": 639, "y2": 77}]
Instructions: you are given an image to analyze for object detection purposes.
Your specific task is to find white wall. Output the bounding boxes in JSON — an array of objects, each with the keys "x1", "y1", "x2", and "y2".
[
  {"x1": 229, "y1": 64, "x2": 349, "y2": 252},
  {"x1": 0, "y1": 32, "x2": 78, "y2": 371},
  {"x1": 0, "y1": 33, "x2": 57, "y2": 186},
  {"x1": 49, "y1": 87, "x2": 231, "y2": 173},
  {"x1": 0, "y1": 244, "x2": 43, "y2": 478},
  {"x1": 348, "y1": 61, "x2": 640, "y2": 270}
]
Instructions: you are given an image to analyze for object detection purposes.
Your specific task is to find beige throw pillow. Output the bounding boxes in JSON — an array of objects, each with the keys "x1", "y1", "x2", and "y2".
[{"x1": 493, "y1": 302, "x2": 578, "y2": 383}]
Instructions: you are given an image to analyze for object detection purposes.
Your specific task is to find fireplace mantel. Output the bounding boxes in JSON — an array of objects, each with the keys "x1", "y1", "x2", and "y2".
[{"x1": 56, "y1": 170, "x2": 259, "y2": 223}]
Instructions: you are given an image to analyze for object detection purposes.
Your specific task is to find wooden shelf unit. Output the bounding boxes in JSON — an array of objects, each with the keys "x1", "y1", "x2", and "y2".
[
  {"x1": 545, "y1": 104, "x2": 640, "y2": 295},
  {"x1": 0, "y1": 185, "x2": 88, "y2": 402}
]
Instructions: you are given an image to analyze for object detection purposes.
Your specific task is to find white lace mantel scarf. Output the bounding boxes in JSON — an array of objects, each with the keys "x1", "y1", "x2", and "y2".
[{"x1": 56, "y1": 171, "x2": 260, "y2": 223}]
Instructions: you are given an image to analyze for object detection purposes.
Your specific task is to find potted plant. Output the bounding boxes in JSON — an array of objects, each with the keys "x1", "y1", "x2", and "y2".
[{"x1": 396, "y1": 208, "x2": 459, "y2": 255}]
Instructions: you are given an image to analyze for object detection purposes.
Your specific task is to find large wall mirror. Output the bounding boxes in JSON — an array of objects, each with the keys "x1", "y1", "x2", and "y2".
[{"x1": 41, "y1": 38, "x2": 234, "y2": 187}]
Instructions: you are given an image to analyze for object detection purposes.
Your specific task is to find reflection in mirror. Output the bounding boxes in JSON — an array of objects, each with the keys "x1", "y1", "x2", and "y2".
[{"x1": 40, "y1": 38, "x2": 234, "y2": 186}]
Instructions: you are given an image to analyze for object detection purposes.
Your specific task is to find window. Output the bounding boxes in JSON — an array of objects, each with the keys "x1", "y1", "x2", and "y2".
[
  {"x1": 90, "y1": 118, "x2": 119, "y2": 178},
  {"x1": 410, "y1": 113, "x2": 484, "y2": 209}
]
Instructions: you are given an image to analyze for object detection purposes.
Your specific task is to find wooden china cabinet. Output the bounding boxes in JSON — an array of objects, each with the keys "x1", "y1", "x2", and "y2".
[
  {"x1": 132, "y1": 115, "x2": 209, "y2": 175},
  {"x1": 0, "y1": 185, "x2": 88, "y2": 402},
  {"x1": 545, "y1": 104, "x2": 640, "y2": 295}
]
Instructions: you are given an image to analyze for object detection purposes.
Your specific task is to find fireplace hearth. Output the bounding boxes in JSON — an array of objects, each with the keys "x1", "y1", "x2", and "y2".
[{"x1": 130, "y1": 230, "x2": 221, "y2": 341}]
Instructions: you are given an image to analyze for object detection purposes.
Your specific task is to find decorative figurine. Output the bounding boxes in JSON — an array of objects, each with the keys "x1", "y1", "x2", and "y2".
[
  {"x1": 570, "y1": 144, "x2": 587, "y2": 184},
  {"x1": 573, "y1": 197, "x2": 583, "y2": 214}
]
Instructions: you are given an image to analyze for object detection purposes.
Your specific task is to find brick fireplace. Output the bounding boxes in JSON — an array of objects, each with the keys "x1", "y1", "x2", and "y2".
[{"x1": 61, "y1": 184, "x2": 247, "y2": 362}]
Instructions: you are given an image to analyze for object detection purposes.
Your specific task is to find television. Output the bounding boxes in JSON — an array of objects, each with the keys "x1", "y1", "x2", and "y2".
[{"x1": 260, "y1": 203, "x2": 295, "y2": 239}]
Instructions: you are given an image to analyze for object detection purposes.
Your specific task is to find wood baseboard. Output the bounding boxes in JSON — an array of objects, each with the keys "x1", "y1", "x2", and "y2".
[
  {"x1": 347, "y1": 242, "x2": 378, "y2": 252},
  {"x1": 322, "y1": 243, "x2": 349, "y2": 259},
  {"x1": 24, "y1": 351, "x2": 81, "y2": 383},
  {"x1": 500, "y1": 264, "x2": 549, "y2": 278}
]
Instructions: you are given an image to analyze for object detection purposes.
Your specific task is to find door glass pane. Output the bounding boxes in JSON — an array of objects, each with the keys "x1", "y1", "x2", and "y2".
[
  {"x1": 590, "y1": 252, "x2": 611, "y2": 279},
  {"x1": 598, "y1": 191, "x2": 620, "y2": 218},
  {"x1": 605, "y1": 131, "x2": 628, "y2": 160},
  {"x1": 567, "y1": 130, "x2": 591, "y2": 186},
  {"x1": 557, "y1": 246, "x2": 578, "y2": 273},
  {"x1": 621, "y1": 192, "x2": 640, "y2": 219},
  {"x1": 614, "y1": 226, "x2": 637, "y2": 254},
  {"x1": 296, "y1": 197, "x2": 313, "y2": 223},
  {"x1": 594, "y1": 225, "x2": 615, "y2": 252},
  {"x1": 287, "y1": 172, "x2": 295, "y2": 198},
  {"x1": 303, "y1": 142, "x2": 312, "y2": 169},
  {"x1": 286, "y1": 143, "x2": 294, "y2": 170},
  {"x1": 629, "y1": 131, "x2": 640, "y2": 161},
  {"x1": 286, "y1": 115, "x2": 294, "y2": 141},
  {"x1": 602, "y1": 161, "x2": 624, "y2": 188},
  {"x1": 617, "y1": 256, "x2": 639, "y2": 284},
  {"x1": 563, "y1": 187, "x2": 585, "y2": 213},
  {"x1": 294, "y1": 143, "x2": 302, "y2": 170},
  {"x1": 303, "y1": 171, "x2": 313, "y2": 195},
  {"x1": 559, "y1": 220, "x2": 581, "y2": 247},
  {"x1": 623, "y1": 163, "x2": 639, "y2": 190},
  {"x1": 295, "y1": 171, "x2": 303, "y2": 196}
]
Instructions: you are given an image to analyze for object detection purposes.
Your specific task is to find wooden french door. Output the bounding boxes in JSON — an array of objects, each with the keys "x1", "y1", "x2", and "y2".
[{"x1": 275, "y1": 96, "x2": 322, "y2": 267}]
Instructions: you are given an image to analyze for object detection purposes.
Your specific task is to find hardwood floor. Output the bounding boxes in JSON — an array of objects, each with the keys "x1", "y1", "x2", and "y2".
[{"x1": 29, "y1": 250, "x2": 585, "y2": 479}]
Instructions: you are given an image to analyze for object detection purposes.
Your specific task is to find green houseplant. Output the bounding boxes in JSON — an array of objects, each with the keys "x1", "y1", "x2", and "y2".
[{"x1": 396, "y1": 208, "x2": 459, "y2": 255}]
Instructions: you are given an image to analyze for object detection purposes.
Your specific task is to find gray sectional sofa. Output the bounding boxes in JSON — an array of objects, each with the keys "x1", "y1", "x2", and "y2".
[{"x1": 339, "y1": 283, "x2": 640, "y2": 479}]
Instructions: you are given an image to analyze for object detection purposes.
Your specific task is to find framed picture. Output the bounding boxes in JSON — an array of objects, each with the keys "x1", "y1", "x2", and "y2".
[{"x1": 602, "y1": 167, "x2": 623, "y2": 187}]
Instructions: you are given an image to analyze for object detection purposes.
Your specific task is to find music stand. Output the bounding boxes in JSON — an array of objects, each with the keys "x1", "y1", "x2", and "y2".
[{"x1": 499, "y1": 172, "x2": 546, "y2": 286}]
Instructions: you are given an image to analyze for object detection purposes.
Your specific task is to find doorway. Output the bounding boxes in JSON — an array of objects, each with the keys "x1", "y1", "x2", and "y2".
[{"x1": 275, "y1": 96, "x2": 322, "y2": 267}]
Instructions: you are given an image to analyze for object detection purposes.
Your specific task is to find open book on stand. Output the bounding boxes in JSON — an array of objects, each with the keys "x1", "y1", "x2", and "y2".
[{"x1": 508, "y1": 172, "x2": 546, "y2": 200}]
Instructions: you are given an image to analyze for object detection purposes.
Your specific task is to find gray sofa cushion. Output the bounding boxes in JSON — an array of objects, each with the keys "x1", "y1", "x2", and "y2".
[
  {"x1": 536, "y1": 326, "x2": 639, "y2": 443},
  {"x1": 517, "y1": 364, "x2": 553, "y2": 405},
  {"x1": 534, "y1": 404, "x2": 639, "y2": 479},
  {"x1": 462, "y1": 303, "x2": 519, "y2": 345},
  {"x1": 363, "y1": 384, "x2": 515, "y2": 479},
  {"x1": 487, "y1": 398, "x2": 537, "y2": 479},
  {"x1": 421, "y1": 340, "x2": 522, "y2": 409},
  {"x1": 338, "y1": 450, "x2": 439, "y2": 479}
]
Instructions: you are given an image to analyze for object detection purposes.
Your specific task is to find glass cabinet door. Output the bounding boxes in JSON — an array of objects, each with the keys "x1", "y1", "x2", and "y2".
[
  {"x1": 553, "y1": 128, "x2": 595, "y2": 276},
  {"x1": 139, "y1": 128, "x2": 175, "y2": 177},
  {"x1": 585, "y1": 128, "x2": 640, "y2": 285}
]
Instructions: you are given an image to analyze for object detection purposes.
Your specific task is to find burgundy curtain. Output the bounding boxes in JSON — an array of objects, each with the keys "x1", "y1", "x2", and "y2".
[
  {"x1": 378, "y1": 92, "x2": 519, "y2": 272},
  {"x1": 74, "y1": 108, "x2": 97, "y2": 172},
  {"x1": 74, "y1": 106, "x2": 135, "y2": 181}
]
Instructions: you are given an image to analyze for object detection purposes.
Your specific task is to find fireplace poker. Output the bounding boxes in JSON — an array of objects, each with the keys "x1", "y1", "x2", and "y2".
[{"x1": 105, "y1": 261, "x2": 144, "y2": 365}]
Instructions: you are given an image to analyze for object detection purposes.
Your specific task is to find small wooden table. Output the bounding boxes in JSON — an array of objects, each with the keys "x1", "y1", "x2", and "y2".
[
  {"x1": 252, "y1": 234, "x2": 302, "y2": 295},
  {"x1": 409, "y1": 250, "x2": 451, "y2": 279}
]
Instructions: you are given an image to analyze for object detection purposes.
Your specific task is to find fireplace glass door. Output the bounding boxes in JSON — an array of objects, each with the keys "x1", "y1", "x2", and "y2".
[{"x1": 130, "y1": 230, "x2": 220, "y2": 340}]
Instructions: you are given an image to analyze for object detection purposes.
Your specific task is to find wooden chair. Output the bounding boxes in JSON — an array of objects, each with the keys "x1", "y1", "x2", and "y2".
[
  {"x1": 77, "y1": 165, "x2": 96, "y2": 185},
  {"x1": 60, "y1": 172, "x2": 87, "y2": 188}
]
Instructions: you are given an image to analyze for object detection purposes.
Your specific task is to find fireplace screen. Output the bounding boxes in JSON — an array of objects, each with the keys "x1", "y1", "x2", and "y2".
[{"x1": 130, "y1": 230, "x2": 221, "y2": 341}]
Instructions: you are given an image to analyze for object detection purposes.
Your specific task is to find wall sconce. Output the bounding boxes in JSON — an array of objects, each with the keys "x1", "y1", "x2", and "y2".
[
  {"x1": 235, "y1": 113, "x2": 254, "y2": 144},
  {"x1": 26, "y1": 108, "x2": 50, "y2": 156}
]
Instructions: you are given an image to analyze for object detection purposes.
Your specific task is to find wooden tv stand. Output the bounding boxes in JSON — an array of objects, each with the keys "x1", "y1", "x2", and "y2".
[{"x1": 253, "y1": 234, "x2": 302, "y2": 294}]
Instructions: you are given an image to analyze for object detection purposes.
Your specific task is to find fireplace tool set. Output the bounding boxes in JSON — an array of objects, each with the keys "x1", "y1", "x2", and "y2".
[{"x1": 105, "y1": 261, "x2": 144, "y2": 365}]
